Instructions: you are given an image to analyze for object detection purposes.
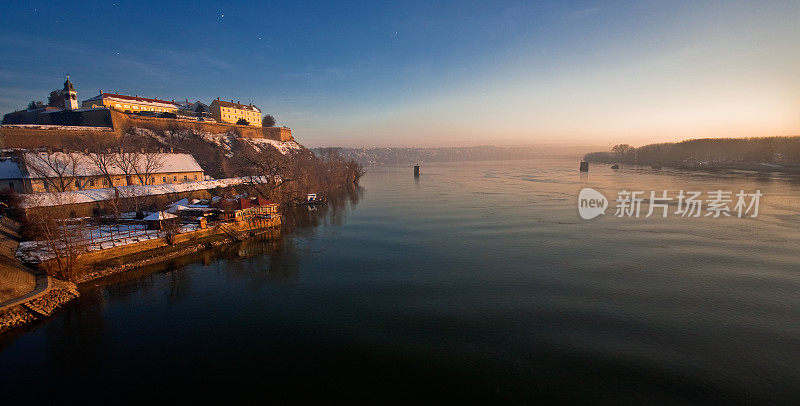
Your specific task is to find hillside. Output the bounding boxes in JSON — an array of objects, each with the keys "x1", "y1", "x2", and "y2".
[{"x1": 127, "y1": 127, "x2": 305, "y2": 179}]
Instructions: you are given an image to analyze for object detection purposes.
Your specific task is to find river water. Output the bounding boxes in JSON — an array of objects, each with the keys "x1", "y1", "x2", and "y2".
[{"x1": 2, "y1": 159, "x2": 800, "y2": 403}]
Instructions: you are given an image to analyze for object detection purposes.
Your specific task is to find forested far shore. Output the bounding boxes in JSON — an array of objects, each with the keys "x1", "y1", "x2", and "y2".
[{"x1": 584, "y1": 136, "x2": 800, "y2": 169}]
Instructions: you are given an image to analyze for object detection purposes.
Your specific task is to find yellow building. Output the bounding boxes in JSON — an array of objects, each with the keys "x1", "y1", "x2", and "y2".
[
  {"x1": 209, "y1": 99, "x2": 262, "y2": 127},
  {"x1": 82, "y1": 93, "x2": 179, "y2": 114}
]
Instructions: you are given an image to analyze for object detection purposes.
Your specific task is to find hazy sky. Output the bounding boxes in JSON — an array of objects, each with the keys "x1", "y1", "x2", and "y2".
[{"x1": 1, "y1": 0, "x2": 798, "y2": 147}]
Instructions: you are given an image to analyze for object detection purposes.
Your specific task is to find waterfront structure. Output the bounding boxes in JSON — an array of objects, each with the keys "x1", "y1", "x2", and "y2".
[
  {"x1": 209, "y1": 99, "x2": 262, "y2": 127},
  {"x1": 212, "y1": 196, "x2": 279, "y2": 222},
  {"x1": 0, "y1": 152, "x2": 204, "y2": 193},
  {"x1": 82, "y1": 93, "x2": 179, "y2": 114}
]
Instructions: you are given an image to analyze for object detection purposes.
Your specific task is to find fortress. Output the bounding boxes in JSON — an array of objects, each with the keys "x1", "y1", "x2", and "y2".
[{"x1": 0, "y1": 78, "x2": 293, "y2": 149}]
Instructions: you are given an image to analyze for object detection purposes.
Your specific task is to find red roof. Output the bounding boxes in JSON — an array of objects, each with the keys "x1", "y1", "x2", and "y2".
[
  {"x1": 100, "y1": 93, "x2": 177, "y2": 105},
  {"x1": 252, "y1": 197, "x2": 275, "y2": 206},
  {"x1": 211, "y1": 197, "x2": 276, "y2": 211}
]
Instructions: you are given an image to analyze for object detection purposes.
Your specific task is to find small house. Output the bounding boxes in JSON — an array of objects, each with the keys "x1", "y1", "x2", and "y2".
[{"x1": 143, "y1": 211, "x2": 178, "y2": 230}]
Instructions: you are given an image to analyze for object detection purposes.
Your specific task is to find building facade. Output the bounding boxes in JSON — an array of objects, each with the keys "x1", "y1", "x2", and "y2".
[
  {"x1": 82, "y1": 93, "x2": 179, "y2": 114},
  {"x1": 209, "y1": 99, "x2": 262, "y2": 127},
  {"x1": 0, "y1": 152, "x2": 205, "y2": 194}
]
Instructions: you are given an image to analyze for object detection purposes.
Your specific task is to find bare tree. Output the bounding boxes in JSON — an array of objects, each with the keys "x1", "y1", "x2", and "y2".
[
  {"x1": 134, "y1": 152, "x2": 163, "y2": 186},
  {"x1": 25, "y1": 152, "x2": 90, "y2": 193},
  {"x1": 84, "y1": 150, "x2": 119, "y2": 189},
  {"x1": 115, "y1": 135, "x2": 164, "y2": 186},
  {"x1": 21, "y1": 195, "x2": 89, "y2": 280},
  {"x1": 236, "y1": 149, "x2": 294, "y2": 203}
]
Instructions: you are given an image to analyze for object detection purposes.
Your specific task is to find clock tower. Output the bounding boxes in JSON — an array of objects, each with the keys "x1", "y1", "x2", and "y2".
[{"x1": 63, "y1": 75, "x2": 78, "y2": 110}]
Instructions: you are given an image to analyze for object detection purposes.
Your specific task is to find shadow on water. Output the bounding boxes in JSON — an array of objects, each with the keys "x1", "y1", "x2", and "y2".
[
  {"x1": 0, "y1": 185, "x2": 364, "y2": 349},
  {"x1": 83, "y1": 184, "x2": 364, "y2": 297},
  {"x1": 0, "y1": 186, "x2": 366, "y2": 391}
]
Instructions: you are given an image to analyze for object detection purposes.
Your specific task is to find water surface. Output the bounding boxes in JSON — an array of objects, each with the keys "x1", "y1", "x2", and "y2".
[{"x1": 2, "y1": 159, "x2": 800, "y2": 403}]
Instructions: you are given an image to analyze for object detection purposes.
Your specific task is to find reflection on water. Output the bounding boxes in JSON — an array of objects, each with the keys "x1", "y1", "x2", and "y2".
[
  {"x1": 283, "y1": 184, "x2": 363, "y2": 233},
  {"x1": 2, "y1": 160, "x2": 800, "y2": 403},
  {"x1": 83, "y1": 184, "x2": 363, "y2": 298}
]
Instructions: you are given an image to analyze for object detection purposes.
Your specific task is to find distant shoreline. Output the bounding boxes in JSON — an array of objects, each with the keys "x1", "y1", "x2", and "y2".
[{"x1": 586, "y1": 160, "x2": 800, "y2": 174}]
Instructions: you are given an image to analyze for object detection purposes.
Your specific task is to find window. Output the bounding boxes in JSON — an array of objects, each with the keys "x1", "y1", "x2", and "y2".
[
  {"x1": 89, "y1": 179, "x2": 95, "y2": 186},
  {"x1": 124, "y1": 105, "x2": 129, "y2": 108},
  {"x1": 103, "y1": 179, "x2": 109, "y2": 186},
  {"x1": 183, "y1": 175, "x2": 188, "y2": 181},
  {"x1": 8, "y1": 182, "x2": 13, "y2": 190},
  {"x1": 194, "y1": 174, "x2": 198, "y2": 180},
  {"x1": 151, "y1": 177, "x2": 155, "y2": 184},
  {"x1": 162, "y1": 177, "x2": 166, "y2": 183},
  {"x1": 116, "y1": 104, "x2": 122, "y2": 108},
  {"x1": 75, "y1": 180, "x2": 81, "y2": 189},
  {"x1": 173, "y1": 176, "x2": 177, "y2": 181}
]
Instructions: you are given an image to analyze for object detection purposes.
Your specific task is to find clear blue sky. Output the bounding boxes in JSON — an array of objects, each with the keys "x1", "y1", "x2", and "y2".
[{"x1": 1, "y1": 1, "x2": 798, "y2": 147}]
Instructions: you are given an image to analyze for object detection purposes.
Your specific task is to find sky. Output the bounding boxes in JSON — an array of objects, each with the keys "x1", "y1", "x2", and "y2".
[{"x1": 0, "y1": 0, "x2": 798, "y2": 147}]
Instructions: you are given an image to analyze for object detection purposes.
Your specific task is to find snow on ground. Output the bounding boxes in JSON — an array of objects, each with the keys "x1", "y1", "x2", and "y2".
[
  {"x1": 197, "y1": 131, "x2": 236, "y2": 157},
  {"x1": 130, "y1": 127, "x2": 302, "y2": 157},
  {"x1": 244, "y1": 138, "x2": 302, "y2": 155},
  {"x1": 19, "y1": 178, "x2": 251, "y2": 208},
  {"x1": 16, "y1": 222, "x2": 201, "y2": 263}
]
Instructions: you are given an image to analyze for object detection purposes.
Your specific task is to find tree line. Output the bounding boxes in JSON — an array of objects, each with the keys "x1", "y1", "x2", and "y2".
[{"x1": 584, "y1": 137, "x2": 800, "y2": 165}]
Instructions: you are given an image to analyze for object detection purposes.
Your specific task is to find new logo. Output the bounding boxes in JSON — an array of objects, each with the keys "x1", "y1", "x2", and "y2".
[{"x1": 578, "y1": 188, "x2": 608, "y2": 219}]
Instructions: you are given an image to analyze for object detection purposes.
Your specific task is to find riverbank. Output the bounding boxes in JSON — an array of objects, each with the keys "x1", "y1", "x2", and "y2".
[
  {"x1": 585, "y1": 160, "x2": 800, "y2": 174},
  {"x1": 76, "y1": 226, "x2": 280, "y2": 283},
  {"x1": 1, "y1": 221, "x2": 281, "y2": 336},
  {"x1": 0, "y1": 217, "x2": 75, "y2": 335},
  {"x1": 0, "y1": 279, "x2": 77, "y2": 335}
]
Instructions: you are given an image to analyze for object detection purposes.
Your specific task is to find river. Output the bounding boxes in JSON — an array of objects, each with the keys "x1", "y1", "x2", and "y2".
[{"x1": 2, "y1": 159, "x2": 799, "y2": 403}]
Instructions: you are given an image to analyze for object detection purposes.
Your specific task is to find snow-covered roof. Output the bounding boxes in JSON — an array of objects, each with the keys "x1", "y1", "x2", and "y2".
[
  {"x1": 0, "y1": 159, "x2": 23, "y2": 180},
  {"x1": 143, "y1": 211, "x2": 177, "y2": 221},
  {"x1": 166, "y1": 205, "x2": 189, "y2": 214},
  {"x1": 19, "y1": 177, "x2": 249, "y2": 208},
  {"x1": 167, "y1": 198, "x2": 190, "y2": 208},
  {"x1": 21, "y1": 152, "x2": 203, "y2": 178}
]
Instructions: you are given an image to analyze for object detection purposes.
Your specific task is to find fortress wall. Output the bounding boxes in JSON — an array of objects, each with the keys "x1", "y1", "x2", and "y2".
[
  {"x1": 261, "y1": 127, "x2": 294, "y2": 141},
  {"x1": 0, "y1": 108, "x2": 295, "y2": 149},
  {"x1": 0, "y1": 126, "x2": 117, "y2": 149},
  {"x1": 108, "y1": 109, "x2": 265, "y2": 138}
]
